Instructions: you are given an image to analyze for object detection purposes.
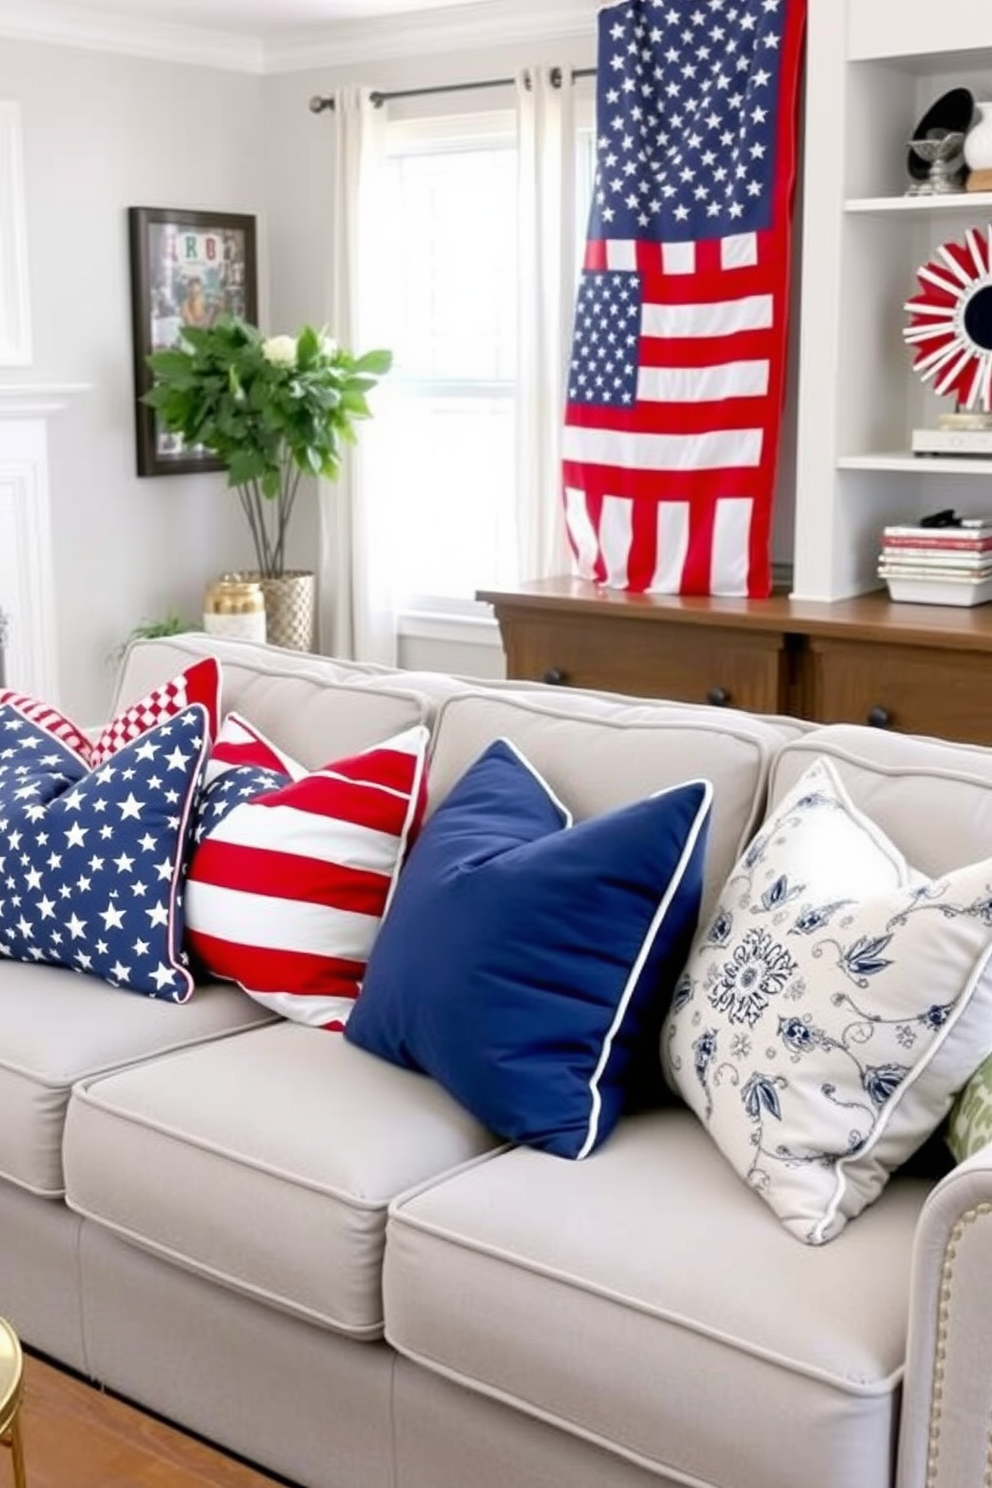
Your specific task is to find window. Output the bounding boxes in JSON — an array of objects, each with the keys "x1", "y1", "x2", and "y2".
[
  {"x1": 370, "y1": 111, "x2": 518, "y2": 616},
  {"x1": 364, "y1": 90, "x2": 595, "y2": 625}
]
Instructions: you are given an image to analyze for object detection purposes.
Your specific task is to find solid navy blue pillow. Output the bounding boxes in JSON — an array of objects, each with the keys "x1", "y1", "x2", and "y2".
[{"x1": 345, "y1": 738, "x2": 712, "y2": 1159}]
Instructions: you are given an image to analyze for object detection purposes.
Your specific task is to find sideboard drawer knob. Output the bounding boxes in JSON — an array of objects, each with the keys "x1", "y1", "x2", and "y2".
[
  {"x1": 866, "y1": 704, "x2": 892, "y2": 729},
  {"x1": 542, "y1": 667, "x2": 568, "y2": 686},
  {"x1": 706, "y1": 686, "x2": 731, "y2": 707}
]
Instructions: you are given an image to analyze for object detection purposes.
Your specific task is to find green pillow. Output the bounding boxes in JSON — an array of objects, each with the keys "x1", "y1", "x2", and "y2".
[{"x1": 947, "y1": 1055, "x2": 992, "y2": 1163}]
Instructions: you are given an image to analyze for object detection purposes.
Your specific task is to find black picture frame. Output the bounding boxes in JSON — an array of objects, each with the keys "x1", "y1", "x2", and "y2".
[{"x1": 128, "y1": 206, "x2": 259, "y2": 477}]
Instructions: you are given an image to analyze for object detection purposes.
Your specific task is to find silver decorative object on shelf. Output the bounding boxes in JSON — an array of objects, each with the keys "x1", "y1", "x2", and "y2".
[
  {"x1": 905, "y1": 86, "x2": 976, "y2": 196},
  {"x1": 906, "y1": 130, "x2": 968, "y2": 194}
]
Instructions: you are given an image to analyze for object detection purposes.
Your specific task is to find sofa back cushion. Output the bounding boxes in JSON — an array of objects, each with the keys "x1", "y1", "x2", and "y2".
[
  {"x1": 114, "y1": 637, "x2": 431, "y2": 770},
  {"x1": 426, "y1": 689, "x2": 789, "y2": 918},
  {"x1": 768, "y1": 724, "x2": 992, "y2": 876},
  {"x1": 116, "y1": 638, "x2": 792, "y2": 918}
]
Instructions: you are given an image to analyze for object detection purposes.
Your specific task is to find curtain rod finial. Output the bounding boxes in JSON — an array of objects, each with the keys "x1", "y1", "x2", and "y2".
[{"x1": 309, "y1": 94, "x2": 334, "y2": 113}]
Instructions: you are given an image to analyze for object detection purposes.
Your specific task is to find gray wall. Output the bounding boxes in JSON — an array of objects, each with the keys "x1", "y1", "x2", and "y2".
[
  {"x1": 0, "y1": 26, "x2": 599, "y2": 719},
  {"x1": 0, "y1": 13, "x2": 799, "y2": 718},
  {"x1": 0, "y1": 28, "x2": 597, "y2": 719},
  {"x1": 0, "y1": 40, "x2": 268, "y2": 719}
]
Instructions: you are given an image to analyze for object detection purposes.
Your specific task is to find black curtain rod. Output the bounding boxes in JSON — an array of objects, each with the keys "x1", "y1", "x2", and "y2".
[{"x1": 308, "y1": 66, "x2": 595, "y2": 114}]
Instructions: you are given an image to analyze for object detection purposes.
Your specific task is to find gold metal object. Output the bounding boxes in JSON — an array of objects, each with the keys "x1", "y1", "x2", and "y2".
[
  {"x1": 204, "y1": 574, "x2": 266, "y2": 617},
  {"x1": 937, "y1": 412, "x2": 992, "y2": 431},
  {"x1": 203, "y1": 574, "x2": 267, "y2": 643},
  {"x1": 0, "y1": 1317, "x2": 27, "y2": 1487}
]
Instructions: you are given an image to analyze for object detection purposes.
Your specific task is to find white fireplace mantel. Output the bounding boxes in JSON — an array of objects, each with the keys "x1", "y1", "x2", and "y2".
[
  {"x1": 0, "y1": 383, "x2": 91, "y2": 417},
  {"x1": 0, "y1": 382, "x2": 91, "y2": 700}
]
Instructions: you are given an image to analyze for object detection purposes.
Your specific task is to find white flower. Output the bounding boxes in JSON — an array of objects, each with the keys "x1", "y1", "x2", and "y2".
[
  {"x1": 320, "y1": 334, "x2": 338, "y2": 358},
  {"x1": 262, "y1": 334, "x2": 298, "y2": 368}
]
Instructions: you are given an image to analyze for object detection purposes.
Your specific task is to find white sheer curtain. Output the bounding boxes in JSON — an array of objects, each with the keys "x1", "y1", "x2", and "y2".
[
  {"x1": 322, "y1": 85, "x2": 398, "y2": 664},
  {"x1": 514, "y1": 65, "x2": 577, "y2": 582},
  {"x1": 326, "y1": 70, "x2": 579, "y2": 663}
]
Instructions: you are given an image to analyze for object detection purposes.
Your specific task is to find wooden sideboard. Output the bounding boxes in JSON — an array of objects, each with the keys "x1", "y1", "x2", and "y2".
[{"x1": 476, "y1": 578, "x2": 992, "y2": 745}]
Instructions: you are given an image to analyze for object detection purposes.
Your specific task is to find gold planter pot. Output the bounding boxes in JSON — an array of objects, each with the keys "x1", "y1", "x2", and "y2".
[{"x1": 245, "y1": 570, "x2": 317, "y2": 652}]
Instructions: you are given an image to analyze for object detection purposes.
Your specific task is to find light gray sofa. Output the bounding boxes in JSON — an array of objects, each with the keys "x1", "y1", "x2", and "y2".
[{"x1": 0, "y1": 631, "x2": 988, "y2": 1488}]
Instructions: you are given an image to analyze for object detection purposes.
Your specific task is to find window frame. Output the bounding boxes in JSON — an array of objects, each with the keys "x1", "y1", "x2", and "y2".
[{"x1": 374, "y1": 87, "x2": 597, "y2": 639}]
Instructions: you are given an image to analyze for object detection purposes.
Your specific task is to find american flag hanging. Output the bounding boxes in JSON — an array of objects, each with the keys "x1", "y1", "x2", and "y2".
[{"x1": 562, "y1": 0, "x2": 806, "y2": 596}]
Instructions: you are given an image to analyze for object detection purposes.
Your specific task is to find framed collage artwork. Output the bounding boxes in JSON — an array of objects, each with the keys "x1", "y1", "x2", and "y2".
[{"x1": 128, "y1": 205, "x2": 258, "y2": 476}]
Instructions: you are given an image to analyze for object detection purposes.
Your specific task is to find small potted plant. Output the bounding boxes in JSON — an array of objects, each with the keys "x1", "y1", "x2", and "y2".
[{"x1": 143, "y1": 317, "x2": 391, "y2": 649}]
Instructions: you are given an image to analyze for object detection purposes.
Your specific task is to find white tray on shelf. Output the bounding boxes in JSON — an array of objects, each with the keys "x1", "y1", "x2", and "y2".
[{"x1": 881, "y1": 575, "x2": 992, "y2": 607}]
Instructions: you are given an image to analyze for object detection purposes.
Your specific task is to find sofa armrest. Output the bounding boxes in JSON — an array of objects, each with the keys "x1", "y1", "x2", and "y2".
[{"x1": 898, "y1": 1145, "x2": 992, "y2": 1488}]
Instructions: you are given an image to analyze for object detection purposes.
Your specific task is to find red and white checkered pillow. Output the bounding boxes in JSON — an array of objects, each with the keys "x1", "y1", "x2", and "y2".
[
  {"x1": 184, "y1": 712, "x2": 430, "y2": 1030},
  {"x1": 0, "y1": 657, "x2": 222, "y2": 767},
  {"x1": 91, "y1": 658, "x2": 222, "y2": 765}
]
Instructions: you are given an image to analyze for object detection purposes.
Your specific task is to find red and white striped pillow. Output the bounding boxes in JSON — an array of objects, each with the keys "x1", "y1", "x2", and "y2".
[
  {"x1": 184, "y1": 712, "x2": 430, "y2": 1029},
  {"x1": 0, "y1": 656, "x2": 222, "y2": 767}
]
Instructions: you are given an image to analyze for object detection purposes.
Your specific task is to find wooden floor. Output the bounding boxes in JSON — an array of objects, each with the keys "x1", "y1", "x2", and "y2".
[{"x1": 13, "y1": 1351, "x2": 291, "y2": 1488}]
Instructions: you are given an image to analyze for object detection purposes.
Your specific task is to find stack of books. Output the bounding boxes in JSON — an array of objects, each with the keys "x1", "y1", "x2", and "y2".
[{"x1": 878, "y1": 518, "x2": 992, "y2": 606}]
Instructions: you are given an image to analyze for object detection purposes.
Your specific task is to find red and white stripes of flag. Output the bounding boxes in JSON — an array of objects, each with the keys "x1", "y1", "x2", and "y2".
[{"x1": 562, "y1": 0, "x2": 807, "y2": 597}]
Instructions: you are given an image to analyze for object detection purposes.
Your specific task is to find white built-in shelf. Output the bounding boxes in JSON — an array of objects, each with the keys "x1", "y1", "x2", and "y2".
[
  {"x1": 789, "y1": 0, "x2": 992, "y2": 599},
  {"x1": 844, "y1": 192, "x2": 992, "y2": 216},
  {"x1": 838, "y1": 452, "x2": 992, "y2": 474}
]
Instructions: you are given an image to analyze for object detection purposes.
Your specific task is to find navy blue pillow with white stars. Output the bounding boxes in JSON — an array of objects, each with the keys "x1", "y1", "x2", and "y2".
[
  {"x1": 0, "y1": 701, "x2": 211, "y2": 1001},
  {"x1": 194, "y1": 762, "x2": 289, "y2": 837}
]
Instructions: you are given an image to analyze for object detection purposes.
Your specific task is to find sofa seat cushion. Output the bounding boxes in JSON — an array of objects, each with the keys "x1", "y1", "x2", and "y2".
[
  {"x1": 62, "y1": 1021, "x2": 502, "y2": 1338},
  {"x1": 384, "y1": 1110, "x2": 929, "y2": 1488},
  {"x1": 0, "y1": 959, "x2": 275, "y2": 1196}
]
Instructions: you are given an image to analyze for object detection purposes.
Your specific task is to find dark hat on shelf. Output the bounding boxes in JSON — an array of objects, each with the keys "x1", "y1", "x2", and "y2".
[{"x1": 907, "y1": 86, "x2": 977, "y2": 181}]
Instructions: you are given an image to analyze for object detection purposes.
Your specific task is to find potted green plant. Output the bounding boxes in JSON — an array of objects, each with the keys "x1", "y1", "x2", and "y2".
[{"x1": 142, "y1": 316, "x2": 391, "y2": 648}]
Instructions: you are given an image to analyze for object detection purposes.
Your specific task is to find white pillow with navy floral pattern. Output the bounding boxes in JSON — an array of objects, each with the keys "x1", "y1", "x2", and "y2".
[{"x1": 661, "y1": 755, "x2": 992, "y2": 1244}]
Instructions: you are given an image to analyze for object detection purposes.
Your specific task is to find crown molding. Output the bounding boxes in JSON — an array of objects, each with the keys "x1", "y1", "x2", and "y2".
[
  {"x1": 0, "y1": 0, "x2": 594, "y2": 75},
  {"x1": 0, "y1": 0, "x2": 264, "y2": 72},
  {"x1": 265, "y1": 0, "x2": 595, "y2": 71}
]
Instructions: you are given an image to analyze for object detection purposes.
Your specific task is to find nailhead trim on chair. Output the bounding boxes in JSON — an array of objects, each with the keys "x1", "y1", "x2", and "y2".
[{"x1": 927, "y1": 1202, "x2": 992, "y2": 1488}]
